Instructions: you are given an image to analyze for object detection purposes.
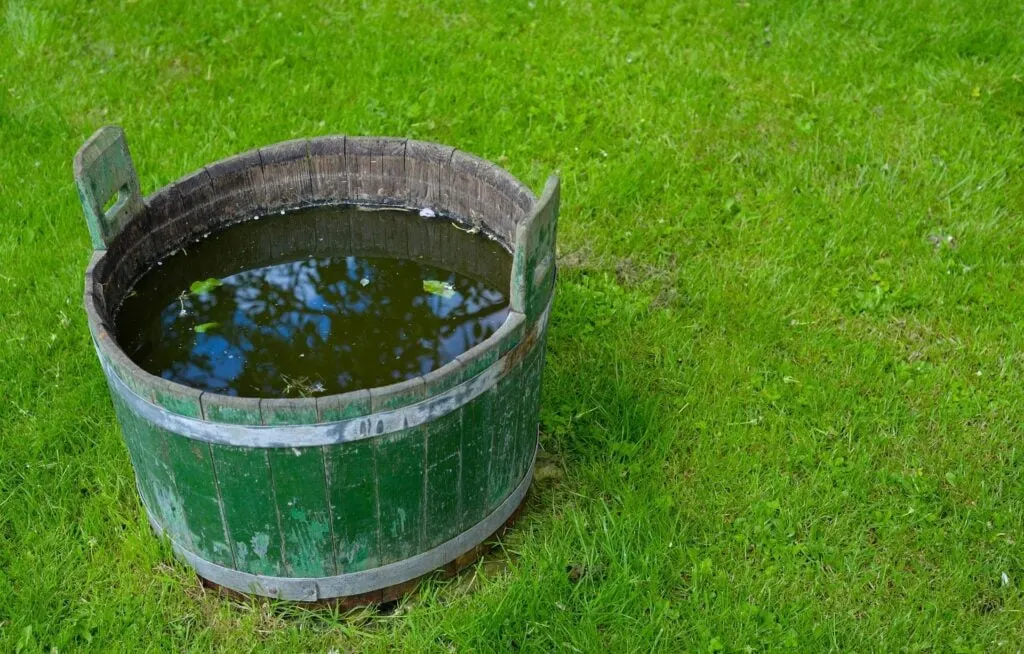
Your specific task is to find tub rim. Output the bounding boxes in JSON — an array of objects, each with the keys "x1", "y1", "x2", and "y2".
[{"x1": 78, "y1": 127, "x2": 560, "y2": 428}]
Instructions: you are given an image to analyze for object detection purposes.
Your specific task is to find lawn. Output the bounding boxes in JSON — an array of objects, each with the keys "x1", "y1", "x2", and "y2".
[{"x1": 3, "y1": 0, "x2": 1024, "y2": 651}]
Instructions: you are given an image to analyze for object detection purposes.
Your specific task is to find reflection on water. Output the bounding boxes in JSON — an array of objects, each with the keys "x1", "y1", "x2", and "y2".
[{"x1": 116, "y1": 207, "x2": 510, "y2": 397}]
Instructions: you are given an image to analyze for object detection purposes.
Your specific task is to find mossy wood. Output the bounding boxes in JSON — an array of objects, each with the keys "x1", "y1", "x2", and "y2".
[{"x1": 76, "y1": 127, "x2": 559, "y2": 601}]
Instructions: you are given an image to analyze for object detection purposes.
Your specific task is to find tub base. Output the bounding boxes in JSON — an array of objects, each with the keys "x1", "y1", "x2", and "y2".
[{"x1": 149, "y1": 454, "x2": 534, "y2": 604}]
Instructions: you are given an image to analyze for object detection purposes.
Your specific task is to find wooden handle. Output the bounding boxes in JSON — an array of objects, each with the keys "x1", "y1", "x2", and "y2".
[
  {"x1": 74, "y1": 125, "x2": 144, "y2": 250},
  {"x1": 511, "y1": 175, "x2": 560, "y2": 323}
]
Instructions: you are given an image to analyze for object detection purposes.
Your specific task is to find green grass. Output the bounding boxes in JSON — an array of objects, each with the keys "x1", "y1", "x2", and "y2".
[{"x1": 3, "y1": 0, "x2": 1024, "y2": 650}]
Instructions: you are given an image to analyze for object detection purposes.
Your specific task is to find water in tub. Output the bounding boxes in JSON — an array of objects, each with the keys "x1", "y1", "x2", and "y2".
[{"x1": 115, "y1": 206, "x2": 512, "y2": 398}]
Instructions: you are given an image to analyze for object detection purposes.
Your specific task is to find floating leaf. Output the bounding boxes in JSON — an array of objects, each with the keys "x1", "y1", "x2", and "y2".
[
  {"x1": 423, "y1": 279, "x2": 456, "y2": 298},
  {"x1": 360, "y1": 277, "x2": 370, "y2": 287},
  {"x1": 194, "y1": 321, "x2": 220, "y2": 334},
  {"x1": 189, "y1": 278, "x2": 222, "y2": 295}
]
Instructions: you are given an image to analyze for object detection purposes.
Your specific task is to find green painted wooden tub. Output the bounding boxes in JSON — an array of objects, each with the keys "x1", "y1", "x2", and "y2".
[{"x1": 75, "y1": 126, "x2": 558, "y2": 602}]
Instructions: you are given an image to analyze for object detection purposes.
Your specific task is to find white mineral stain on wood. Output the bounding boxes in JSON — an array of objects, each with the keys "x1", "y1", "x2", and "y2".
[{"x1": 251, "y1": 532, "x2": 271, "y2": 560}]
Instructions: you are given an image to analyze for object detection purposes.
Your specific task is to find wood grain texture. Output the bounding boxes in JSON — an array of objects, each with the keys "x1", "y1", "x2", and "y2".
[
  {"x1": 102, "y1": 233, "x2": 155, "y2": 317},
  {"x1": 514, "y1": 339, "x2": 545, "y2": 483},
  {"x1": 108, "y1": 391, "x2": 178, "y2": 536},
  {"x1": 136, "y1": 171, "x2": 218, "y2": 268},
  {"x1": 163, "y1": 437, "x2": 235, "y2": 568},
  {"x1": 83, "y1": 251, "x2": 109, "y2": 338},
  {"x1": 448, "y1": 151, "x2": 520, "y2": 240},
  {"x1": 511, "y1": 176, "x2": 560, "y2": 325},
  {"x1": 212, "y1": 446, "x2": 287, "y2": 576},
  {"x1": 308, "y1": 135, "x2": 348, "y2": 203},
  {"x1": 83, "y1": 291, "x2": 108, "y2": 343},
  {"x1": 261, "y1": 398, "x2": 318, "y2": 425},
  {"x1": 259, "y1": 139, "x2": 313, "y2": 211},
  {"x1": 379, "y1": 138, "x2": 408, "y2": 202},
  {"x1": 143, "y1": 181, "x2": 185, "y2": 231},
  {"x1": 150, "y1": 376, "x2": 204, "y2": 419},
  {"x1": 95, "y1": 328, "x2": 154, "y2": 400},
  {"x1": 316, "y1": 389, "x2": 372, "y2": 422},
  {"x1": 425, "y1": 408, "x2": 462, "y2": 548},
  {"x1": 324, "y1": 438, "x2": 381, "y2": 572},
  {"x1": 311, "y1": 202, "x2": 353, "y2": 258},
  {"x1": 370, "y1": 376, "x2": 426, "y2": 413},
  {"x1": 267, "y1": 447, "x2": 336, "y2": 577},
  {"x1": 344, "y1": 137, "x2": 387, "y2": 204},
  {"x1": 74, "y1": 126, "x2": 145, "y2": 250},
  {"x1": 201, "y1": 394, "x2": 262, "y2": 425},
  {"x1": 486, "y1": 358, "x2": 524, "y2": 512},
  {"x1": 458, "y1": 389, "x2": 494, "y2": 531},
  {"x1": 405, "y1": 140, "x2": 454, "y2": 210},
  {"x1": 205, "y1": 149, "x2": 266, "y2": 223},
  {"x1": 172, "y1": 168, "x2": 220, "y2": 243},
  {"x1": 375, "y1": 428, "x2": 426, "y2": 565}
]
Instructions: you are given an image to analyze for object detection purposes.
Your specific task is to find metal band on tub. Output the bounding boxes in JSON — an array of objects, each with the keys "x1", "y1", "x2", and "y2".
[{"x1": 100, "y1": 301, "x2": 550, "y2": 449}]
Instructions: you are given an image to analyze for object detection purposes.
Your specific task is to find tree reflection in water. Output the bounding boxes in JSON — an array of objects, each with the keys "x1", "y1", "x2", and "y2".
[{"x1": 119, "y1": 210, "x2": 510, "y2": 398}]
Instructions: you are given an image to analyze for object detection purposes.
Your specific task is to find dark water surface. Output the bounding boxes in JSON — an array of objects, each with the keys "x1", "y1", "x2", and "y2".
[{"x1": 116, "y1": 206, "x2": 511, "y2": 397}]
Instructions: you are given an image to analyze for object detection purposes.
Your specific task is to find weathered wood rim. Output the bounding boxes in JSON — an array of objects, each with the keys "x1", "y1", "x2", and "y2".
[
  {"x1": 145, "y1": 455, "x2": 534, "y2": 601},
  {"x1": 78, "y1": 128, "x2": 560, "y2": 425}
]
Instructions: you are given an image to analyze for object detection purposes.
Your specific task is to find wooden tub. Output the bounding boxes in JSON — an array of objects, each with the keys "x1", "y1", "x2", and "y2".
[{"x1": 76, "y1": 126, "x2": 558, "y2": 602}]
